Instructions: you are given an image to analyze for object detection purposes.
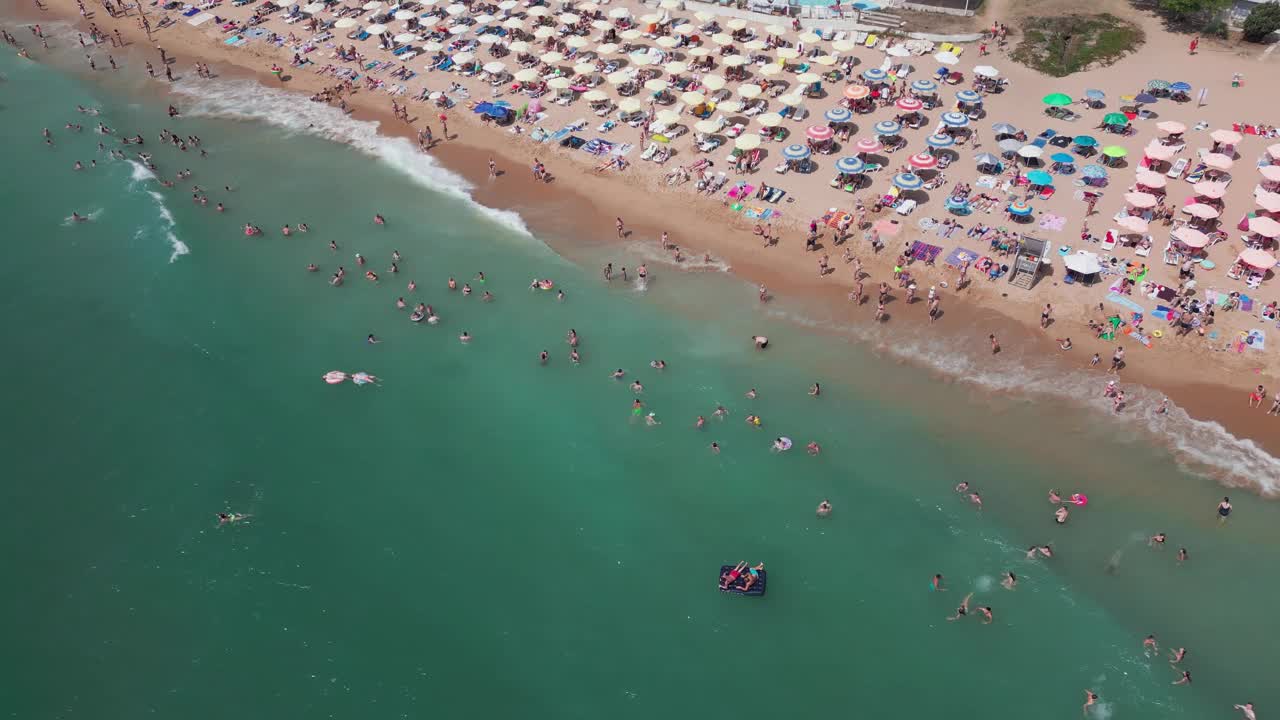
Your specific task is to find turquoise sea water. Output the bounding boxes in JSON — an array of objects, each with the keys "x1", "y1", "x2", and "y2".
[{"x1": 3, "y1": 35, "x2": 1280, "y2": 720}]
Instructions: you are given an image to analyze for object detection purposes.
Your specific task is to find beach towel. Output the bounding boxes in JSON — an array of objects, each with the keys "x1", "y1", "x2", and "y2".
[
  {"x1": 909, "y1": 241, "x2": 943, "y2": 264},
  {"x1": 944, "y1": 247, "x2": 979, "y2": 268},
  {"x1": 1241, "y1": 295, "x2": 1255, "y2": 312},
  {"x1": 1106, "y1": 292, "x2": 1147, "y2": 316},
  {"x1": 726, "y1": 183, "x2": 755, "y2": 201},
  {"x1": 744, "y1": 207, "x2": 776, "y2": 220},
  {"x1": 1245, "y1": 329, "x2": 1265, "y2": 350},
  {"x1": 821, "y1": 210, "x2": 850, "y2": 229},
  {"x1": 1038, "y1": 213, "x2": 1067, "y2": 232}
]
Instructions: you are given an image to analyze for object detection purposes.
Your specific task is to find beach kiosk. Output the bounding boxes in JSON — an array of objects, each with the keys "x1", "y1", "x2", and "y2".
[{"x1": 1008, "y1": 234, "x2": 1048, "y2": 290}]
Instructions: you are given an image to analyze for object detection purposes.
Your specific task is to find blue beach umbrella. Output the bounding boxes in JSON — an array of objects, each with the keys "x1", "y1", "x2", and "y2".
[
  {"x1": 1073, "y1": 135, "x2": 1098, "y2": 147},
  {"x1": 992, "y1": 122, "x2": 1018, "y2": 136},
  {"x1": 1084, "y1": 88, "x2": 1105, "y2": 100},
  {"x1": 824, "y1": 107, "x2": 852, "y2": 123},
  {"x1": 926, "y1": 133, "x2": 955, "y2": 148},
  {"x1": 955, "y1": 89, "x2": 981, "y2": 104},
  {"x1": 862, "y1": 68, "x2": 887, "y2": 82},
  {"x1": 892, "y1": 172, "x2": 923, "y2": 190},
  {"x1": 782, "y1": 143, "x2": 811, "y2": 160},
  {"x1": 911, "y1": 78, "x2": 937, "y2": 93},
  {"x1": 940, "y1": 112, "x2": 969, "y2": 128},
  {"x1": 1049, "y1": 152, "x2": 1075, "y2": 163},
  {"x1": 1008, "y1": 201, "x2": 1033, "y2": 216},
  {"x1": 1026, "y1": 169, "x2": 1054, "y2": 185},
  {"x1": 1081, "y1": 164, "x2": 1108, "y2": 179},
  {"x1": 1170, "y1": 81, "x2": 1192, "y2": 92},
  {"x1": 835, "y1": 156, "x2": 865, "y2": 174},
  {"x1": 1134, "y1": 92, "x2": 1158, "y2": 104},
  {"x1": 945, "y1": 195, "x2": 970, "y2": 210},
  {"x1": 874, "y1": 119, "x2": 902, "y2": 135}
]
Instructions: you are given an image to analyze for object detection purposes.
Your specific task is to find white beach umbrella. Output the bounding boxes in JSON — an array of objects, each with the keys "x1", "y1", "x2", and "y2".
[
  {"x1": 618, "y1": 97, "x2": 643, "y2": 112},
  {"x1": 304, "y1": 3, "x2": 326, "y2": 14},
  {"x1": 474, "y1": 13, "x2": 495, "y2": 24},
  {"x1": 832, "y1": 39, "x2": 856, "y2": 52},
  {"x1": 533, "y1": 26, "x2": 556, "y2": 39},
  {"x1": 559, "y1": 12, "x2": 580, "y2": 23},
  {"x1": 508, "y1": 40, "x2": 530, "y2": 52},
  {"x1": 577, "y1": 1, "x2": 599, "y2": 11},
  {"x1": 497, "y1": 0, "x2": 518, "y2": 8},
  {"x1": 644, "y1": 78, "x2": 670, "y2": 92},
  {"x1": 757, "y1": 112, "x2": 783, "y2": 127},
  {"x1": 659, "y1": 0, "x2": 681, "y2": 8},
  {"x1": 606, "y1": 70, "x2": 632, "y2": 85},
  {"x1": 609, "y1": 6, "x2": 631, "y2": 18},
  {"x1": 573, "y1": 60, "x2": 596, "y2": 74},
  {"x1": 526, "y1": 5, "x2": 549, "y2": 15},
  {"x1": 814, "y1": 54, "x2": 837, "y2": 66},
  {"x1": 738, "y1": 84, "x2": 762, "y2": 98},
  {"x1": 451, "y1": 50, "x2": 474, "y2": 63},
  {"x1": 775, "y1": 47, "x2": 799, "y2": 59},
  {"x1": 548, "y1": 76, "x2": 571, "y2": 89},
  {"x1": 334, "y1": 17, "x2": 358, "y2": 28},
  {"x1": 758, "y1": 63, "x2": 781, "y2": 76},
  {"x1": 665, "y1": 60, "x2": 688, "y2": 74},
  {"x1": 886, "y1": 45, "x2": 911, "y2": 58},
  {"x1": 444, "y1": 3, "x2": 466, "y2": 15},
  {"x1": 583, "y1": 89, "x2": 609, "y2": 102},
  {"x1": 514, "y1": 68, "x2": 540, "y2": 81},
  {"x1": 744, "y1": 39, "x2": 767, "y2": 51},
  {"x1": 422, "y1": 40, "x2": 444, "y2": 51},
  {"x1": 686, "y1": 47, "x2": 709, "y2": 57},
  {"x1": 735, "y1": 133, "x2": 762, "y2": 150},
  {"x1": 694, "y1": 10, "x2": 713, "y2": 21},
  {"x1": 722, "y1": 54, "x2": 746, "y2": 67},
  {"x1": 591, "y1": 19, "x2": 612, "y2": 30},
  {"x1": 595, "y1": 42, "x2": 619, "y2": 55},
  {"x1": 777, "y1": 94, "x2": 803, "y2": 107},
  {"x1": 483, "y1": 60, "x2": 507, "y2": 74},
  {"x1": 674, "y1": 23, "x2": 697, "y2": 35},
  {"x1": 540, "y1": 50, "x2": 565, "y2": 63},
  {"x1": 1063, "y1": 252, "x2": 1103, "y2": 275},
  {"x1": 639, "y1": 12, "x2": 662, "y2": 24},
  {"x1": 764, "y1": 24, "x2": 787, "y2": 36},
  {"x1": 630, "y1": 52, "x2": 656, "y2": 65},
  {"x1": 656, "y1": 36, "x2": 679, "y2": 49},
  {"x1": 711, "y1": 33, "x2": 733, "y2": 46},
  {"x1": 695, "y1": 118, "x2": 722, "y2": 134},
  {"x1": 796, "y1": 72, "x2": 821, "y2": 84},
  {"x1": 365, "y1": 23, "x2": 388, "y2": 35},
  {"x1": 796, "y1": 31, "x2": 821, "y2": 44},
  {"x1": 476, "y1": 34, "x2": 500, "y2": 44},
  {"x1": 935, "y1": 51, "x2": 959, "y2": 65},
  {"x1": 716, "y1": 100, "x2": 742, "y2": 112},
  {"x1": 681, "y1": 90, "x2": 705, "y2": 105},
  {"x1": 362, "y1": 0, "x2": 383, "y2": 9},
  {"x1": 620, "y1": 28, "x2": 643, "y2": 41},
  {"x1": 566, "y1": 36, "x2": 589, "y2": 49},
  {"x1": 392, "y1": 8, "x2": 415, "y2": 19},
  {"x1": 447, "y1": 25, "x2": 469, "y2": 35},
  {"x1": 503, "y1": 17, "x2": 524, "y2": 28},
  {"x1": 726, "y1": 18, "x2": 747, "y2": 30},
  {"x1": 394, "y1": 32, "x2": 418, "y2": 43},
  {"x1": 701, "y1": 74, "x2": 726, "y2": 90},
  {"x1": 655, "y1": 109, "x2": 681, "y2": 125},
  {"x1": 973, "y1": 65, "x2": 999, "y2": 78},
  {"x1": 1016, "y1": 145, "x2": 1042, "y2": 158}
]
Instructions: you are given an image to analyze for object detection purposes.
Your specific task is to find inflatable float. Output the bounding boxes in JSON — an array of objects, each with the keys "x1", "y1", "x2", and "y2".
[
  {"x1": 323, "y1": 370, "x2": 348, "y2": 384},
  {"x1": 719, "y1": 565, "x2": 767, "y2": 596},
  {"x1": 773, "y1": 437, "x2": 793, "y2": 452},
  {"x1": 351, "y1": 372, "x2": 376, "y2": 386}
]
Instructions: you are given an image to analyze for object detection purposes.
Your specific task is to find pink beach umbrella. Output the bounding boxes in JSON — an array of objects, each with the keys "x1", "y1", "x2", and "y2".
[
  {"x1": 1202, "y1": 153, "x2": 1234, "y2": 170},
  {"x1": 1210, "y1": 129, "x2": 1243, "y2": 145},
  {"x1": 855, "y1": 137, "x2": 883, "y2": 154},
  {"x1": 1143, "y1": 143, "x2": 1176, "y2": 161},
  {"x1": 1193, "y1": 181, "x2": 1229, "y2": 199},
  {"x1": 1256, "y1": 189, "x2": 1280, "y2": 213},
  {"x1": 1172, "y1": 226, "x2": 1209, "y2": 248},
  {"x1": 1269, "y1": 144, "x2": 1280, "y2": 161},
  {"x1": 1249, "y1": 215, "x2": 1280, "y2": 238},
  {"x1": 1238, "y1": 248, "x2": 1278, "y2": 270},
  {"x1": 1135, "y1": 170, "x2": 1167, "y2": 189},
  {"x1": 1124, "y1": 191, "x2": 1158, "y2": 209},
  {"x1": 1156, "y1": 120, "x2": 1186, "y2": 135},
  {"x1": 1260, "y1": 165, "x2": 1280, "y2": 182},
  {"x1": 1116, "y1": 215, "x2": 1149, "y2": 233},
  {"x1": 908, "y1": 152, "x2": 938, "y2": 169},
  {"x1": 895, "y1": 97, "x2": 923, "y2": 112},
  {"x1": 806, "y1": 125, "x2": 834, "y2": 142},
  {"x1": 1182, "y1": 202, "x2": 1221, "y2": 219}
]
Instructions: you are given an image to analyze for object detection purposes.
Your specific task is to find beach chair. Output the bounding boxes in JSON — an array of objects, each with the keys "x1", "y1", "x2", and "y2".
[
  {"x1": 1166, "y1": 157, "x2": 1188, "y2": 179},
  {"x1": 895, "y1": 199, "x2": 917, "y2": 216},
  {"x1": 938, "y1": 42, "x2": 954, "y2": 54},
  {"x1": 865, "y1": 34, "x2": 878, "y2": 48}
]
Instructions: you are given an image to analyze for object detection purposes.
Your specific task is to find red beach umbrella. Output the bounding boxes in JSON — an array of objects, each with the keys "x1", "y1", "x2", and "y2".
[
  {"x1": 908, "y1": 152, "x2": 938, "y2": 169},
  {"x1": 855, "y1": 137, "x2": 883, "y2": 153},
  {"x1": 1238, "y1": 248, "x2": 1278, "y2": 270},
  {"x1": 805, "y1": 125, "x2": 834, "y2": 141},
  {"x1": 895, "y1": 97, "x2": 923, "y2": 112},
  {"x1": 1171, "y1": 226, "x2": 1209, "y2": 248}
]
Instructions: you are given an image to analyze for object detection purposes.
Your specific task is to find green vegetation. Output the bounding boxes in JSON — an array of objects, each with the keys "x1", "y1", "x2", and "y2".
[
  {"x1": 1157, "y1": 0, "x2": 1229, "y2": 21},
  {"x1": 1012, "y1": 14, "x2": 1146, "y2": 78},
  {"x1": 1242, "y1": 2, "x2": 1280, "y2": 41}
]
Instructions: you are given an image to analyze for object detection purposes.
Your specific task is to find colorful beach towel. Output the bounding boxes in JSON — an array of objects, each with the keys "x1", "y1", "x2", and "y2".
[
  {"x1": 909, "y1": 241, "x2": 943, "y2": 264},
  {"x1": 944, "y1": 247, "x2": 979, "y2": 267},
  {"x1": 1245, "y1": 329, "x2": 1266, "y2": 351},
  {"x1": 1038, "y1": 213, "x2": 1067, "y2": 232},
  {"x1": 744, "y1": 207, "x2": 777, "y2": 220},
  {"x1": 821, "y1": 210, "x2": 851, "y2": 229},
  {"x1": 1106, "y1": 292, "x2": 1147, "y2": 316}
]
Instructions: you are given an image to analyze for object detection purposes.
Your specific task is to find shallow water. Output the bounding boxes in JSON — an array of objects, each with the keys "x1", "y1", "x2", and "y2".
[{"x1": 2, "y1": 38, "x2": 1278, "y2": 720}]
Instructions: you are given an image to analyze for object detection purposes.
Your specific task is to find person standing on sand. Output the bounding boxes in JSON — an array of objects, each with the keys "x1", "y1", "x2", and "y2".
[
  {"x1": 438, "y1": 113, "x2": 448, "y2": 139},
  {"x1": 989, "y1": 333, "x2": 1000, "y2": 354},
  {"x1": 1040, "y1": 303, "x2": 1052, "y2": 329},
  {"x1": 1108, "y1": 346, "x2": 1125, "y2": 374},
  {"x1": 616, "y1": 217, "x2": 625, "y2": 238},
  {"x1": 1189, "y1": 35, "x2": 1199, "y2": 55},
  {"x1": 488, "y1": 157, "x2": 496, "y2": 179}
]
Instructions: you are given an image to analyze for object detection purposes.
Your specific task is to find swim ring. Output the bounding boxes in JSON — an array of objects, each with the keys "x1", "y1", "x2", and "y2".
[
  {"x1": 538, "y1": 280, "x2": 554, "y2": 290},
  {"x1": 352, "y1": 372, "x2": 374, "y2": 386},
  {"x1": 323, "y1": 371, "x2": 348, "y2": 384},
  {"x1": 1071, "y1": 493, "x2": 1089, "y2": 507},
  {"x1": 776, "y1": 437, "x2": 793, "y2": 451}
]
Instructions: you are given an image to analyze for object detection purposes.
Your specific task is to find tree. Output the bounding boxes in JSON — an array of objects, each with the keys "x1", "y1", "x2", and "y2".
[
  {"x1": 1158, "y1": 0, "x2": 1228, "y2": 20},
  {"x1": 1242, "y1": 2, "x2": 1280, "y2": 41}
]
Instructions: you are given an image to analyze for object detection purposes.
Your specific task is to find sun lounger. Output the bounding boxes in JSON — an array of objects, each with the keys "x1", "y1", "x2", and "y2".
[
  {"x1": 865, "y1": 33, "x2": 878, "y2": 48},
  {"x1": 895, "y1": 199, "x2": 917, "y2": 216}
]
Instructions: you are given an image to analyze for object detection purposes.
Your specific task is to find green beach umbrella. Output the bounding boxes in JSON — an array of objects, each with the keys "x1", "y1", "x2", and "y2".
[
  {"x1": 1103, "y1": 112, "x2": 1129, "y2": 126},
  {"x1": 1102, "y1": 145, "x2": 1128, "y2": 158},
  {"x1": 1042, "y1": 93, "x2": 1072, "y2": 106}
]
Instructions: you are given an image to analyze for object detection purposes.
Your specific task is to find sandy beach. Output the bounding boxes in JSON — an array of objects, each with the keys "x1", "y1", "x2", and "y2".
[{"x1": 12, "y1": 0, "x2": 1280, "y2": 469}]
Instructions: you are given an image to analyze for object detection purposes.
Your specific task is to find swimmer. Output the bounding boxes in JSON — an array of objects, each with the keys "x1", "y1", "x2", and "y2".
[
  {"x1": 753, "y1": 335, "x2": 769, "y2": 350},
  {"x1": 1149, "y1": 532, "x2": 1167, "y2": 547},
  {"x1": 408, "y1": 280, "x2": 417, "y2": 292},
  {"x1": 1234, "y1": 703, "x2": 1256, "y2": 720},
  {"x1": 931, "y1": 573, "x2": 945, "y2": 591},
  {"x1": 1169, "y1": 647, "x2": 1187, "y2": 664},
  {"x1": 1083, "y1": 690, "x2": 1099, "y2": 716},
  {"x1": 306, "y1": 263, "x2": 318, "y2": 272},
  {"x1": 809, "y1": 382, "x2": 820, "y2": 397},
  {"x1": 1217, "y1": 496, "x2": 1232, "y2": 524},
  {"x1": 459, "y1": 331, "x2": 471, "y2": 343},
  {"x1": 745, "y1": 414, "x2": 761, "y2": 427},
  {"x1": 217, "y1": 512, "x2": 249, "y2": 525},
  {"x1": 631, "y1": 380, "x2": 644, "y2": 394},
  {"x1": 771, "y1": 437, "x2": 790, "y2": 452},
  {"x1": 1038, "y1": 545, "x2": 1053, "y2": 558},
  {"x1": 393, "y1": 250, "x2": 401, "y2": 263},
  {"x1": 645, "y1": 412, "x2": 660, "y2": 426},
  {"x1": 817, "y1": 500, "x2": 832, "y2": 518},
  {"x1": 947, "y1": 592, "x2": 973, "y2": 621},
  {"x1": 695, "y1": 416, "x2": 706, "y2": 429},
  {"x1": 448, "y1": 277, "x2": 457, "y2": 290},
  {"x1": 557, "y1": 290, "x2": 565, "y2": 302},
  {"x1": 1173, "y1": 670, "x2": 1192, "y2": 686},
  {"x1": 1177, "y1": 547, "x2": 1188, "y2": 563},
  {"x1": 462, "y1": 283, "x2": 472, "y2": 296},
  {"x1": 567, "y1": 329, "x2": 579, "y2": 347},
  {"x1": 389, "y1": 263, "x2": 398, "y2": 274},
  {"x1": 475, "y1": 270, "x2": 483, "y2": 282},
  {"x1": 374, "y1": 213, "x2": 385, "y2": 225},
  {"x1": 713, "y1": 405, "x2": 728, "y2": 419},
  {"x1": 968, "y1": 492, "x2": 982, "y2": 509},
  {"x1": 1048, "y1": 489, "x2": 1062, "y2": 504},
  {"x1": 745, "y1": 388, "x2": 757, "y2": 399},
  {"x1": 483, "y1": 291, "x2": 494, "y2": 302},
  {"x1": 539, "y1": 350, "x2": 548, "y2": 364},
  {"x1": 1055, "y1": 506, "x2": 1069, "y2": 524},
  {"x1": 806, "y1": 441, "x2": 820, "y2": 456},
  {"x1": 282, "y1": 225, "x2": 292, "y2": 236},
  {"x1": 367, "y1": 334, "x2": 380, "y2": 345},
  {"x1": 955, "y1": 481, "x2": 970, "y2": 493},
  {"x1": 1002, "y1": 571, "x2": 1017, "y2": 590},
  {"x1": 299, "y1": 223, "x2": 309, "y2": 232},
  {"x1": 570, "y1": 348, "x2": 580, "y2": 364},
  {"x1": 977, "y1": 606, "x2": 993, "y2": 624},
  {"x1": 216, "y1": 203, "x2": 225, "y2": 212},
  {"x1": 330, "y1": 240, "x2": 338, "y2": 251},
  {"x1": 612, "y1": 369, "x2": 626, "y2": 379},
  {"x1": 74, "y1": 160, "x2": 83, "y2": 170},
  {"x1": 1143, "y1": 634, "x2": 1159, "y2": 654},
  {"x1": 649, "y1": 359, "x2": 666, "y2": 370},
  {"x1": 365, "y1": 271, "x2": 379, "y2": 282},
  {"x1": 70, "y1": 212, "x2": 85, "y2": 222},
  {"x1": 710, "y1": 442, "x2": 720, "y2": 454},
  {"x1": 396, "y1": 297, "x2": 406, "y2": 309}
]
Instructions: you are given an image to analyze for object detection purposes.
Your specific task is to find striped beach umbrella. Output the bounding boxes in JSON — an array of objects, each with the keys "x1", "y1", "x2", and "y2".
[
  {"x1": 874, "y1": 120, "x2": 902, "y2": 136},
  {"x1": 806, "y1": 125, "x2": 835, "y2": 141},
  {"x1": 862, "y1": 68, "x2": 887, "y2": 82},
  {"x1": 991, "y1": 123, "x2": 1018, "y2": 136},
  {"x1": 974, "y1": 152, "x2": 1001, "y2": 167},
  {"x1": 844, "y1": 85, "x2": 871, "y2": 100},
  {"x1": 1008, "y1": 201, "x2": 1033, "y2": 216},
  {"x1": 908, "y1": 152, "x2": 938, "y2": 169},
  {"x1": 896, "y1": 97, "x2": 923, "y2": 112},
  {"x1": 956, "y1": 89, "x2": 982, "y2": 104},
  {"x1": 926, "y1": 134, "x2": 954, "y2": 148},
  {"x1": 855, "y1": 137, "x2": 883, "y2": 154},
  {"x1": 824, "y1": 107, "x2": 852, "y2": 123},
  {"x1": 911, "y1": 79, "x2": 937, "y2": 93},
  {"x1": 940, "y1": 112, "x2": 969, "y2": 128},
  {"x1": 892, "y1": 172, "x2": 923, "y2": 190},
  {"x1": 835, "y1": 156, "x2": 865, "y2": 174},
  {"x1": 782, "y1": 144, "x2": 811, "y2": 160}
]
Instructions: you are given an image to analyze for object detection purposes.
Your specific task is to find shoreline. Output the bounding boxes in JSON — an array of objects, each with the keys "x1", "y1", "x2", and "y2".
[{"x1": 9, "y1": 0, "x2": 1280, "y2": 484}]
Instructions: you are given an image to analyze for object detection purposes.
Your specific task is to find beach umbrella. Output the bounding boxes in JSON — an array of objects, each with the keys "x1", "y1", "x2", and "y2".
[
  {"x1": 1249, "y1": 216, "x2": 1280, "y2": 238},
  {"x1": 334, "y1": 17, "x2": 358, "y2": 27},
  {"x1": 991, "y1": 122, "x2": 1018, "y2": 136},
  {"x1": 1203, "y1": 153, "x2": 1234, "y2": 170},
  {"x1": 1134, "y1": 92, "x2": 1158, "y2": 104},
  {"x1": 710, "y1": 32, "x2": 733, "y2": 46},
  {"x1": 673, "y1": 23, "x2": 697, "y2": 35},
  {"x1": 394, "y1": 32, "x2": 418, "y2": 43},
  {"x1": 1017, "y1": 145, "x2": 1043, "y2": 159},
  {"x1": 1256, "y1": 190, "x2": 1280, "y2": 212},
  {"x1": 1102, "y1": 145, "x2": 1127, "y2": 158},
  {"x1": 862, "y1": 68, "x2": 887, "y2": 82},
  {"x1": 726, "y1": 17, "x2": 748, "y2": 30},
  {"x1": 973, "y1": 65, "x2": 999, "y2": 78},
  {"x1": 1042, "y1": 93, "x2": 1072, "y2": 106},
  {"x1": 1135, "y1": 170, "x2": 1166, "y2": 188},
  {"x1": 1073, "y1": 135, "x2": 1098, "y2": 147},
  {"x1": 832, "y1": 39, "x2": 857, "y2": 52},
  {"x1": 475, "y1": 13, "x2": 496, "y2": 23},
  {"x1": 797, "y1": 72, "x2": 822, "y2": 85},
  {"x1": 758, "y1": 64, "x2": 782, "y2": 77},
  {"x1": 547, "y1": 77, "x2": 571, "y2": 90},
  {"x1": 722, "y1": 54, "x2": 746, "y2": 67},
  {"x1": 306, "y1": 2, "x2": 330, "y2": 13},
  {"x1": 1182, "y1": 203, "x2": 1220, "y2": 219},
  {"x1": 565, "y1": 37, "x2": 589, "y2": 50},
  {"x1": 595, "y1": 42, "x2": 618, "y2": 54},
  {"x1": 776, "y1": 47, "x2": 800, "y2": 59},
  {"x1": 926, "y1": 134, "x2": 955, "y2": 149},
  {"x1": 421, "y1": 40, "x2": 444, "y2": 52},
  {"x1": 734, "y1": 134, "x2": 762, "y2": 151},
  {"x1": 1063, "y1": 252, "x2": 1103, "y2": 275},
  {"x1": 855, "y1": 138, "x2": 883, "y2": 154},
  {"x1": 656, "y1": 36, "x2": 680, "y2": 49},
  {"x1": 1116, "y1": 215, "x2": 1149, "y2": 233},
  {"x1": 608, "y1": 6, "x2": 630, "y2": 17},
  {"x1": 694, "y1": 119, "x2": 722, "y2": 134},
  {"x1": 540, "y1": 50, "x2": 564, "y2": 63},
  {"x1": 1147, "y1": 79, "x2": 1170, "y2": 91},
  {"x1": 844, "y1": 85, "x2": 870, "y2": 100},
  {"x1": 1081, "y1": 164, "x2": 1108, "y2": 179},
  {"x1": 1124, "y1": 191, "x2": 1157, "y2": 208},
  {"x1": 956, "y1": 89, "x2": 981, "y2": 104},
  {"x1": 643, "y1": 78, "x2": 669, "y2": 92},
  {"x1": 1084, "y1": 88, "x2": 1105, "y2": 101},
  {"x1": 702, "y1": 75, "x2": 726, "y2": 90},
  {"x1": 1261, "y1": 165, "x2": 1280, "y2": 182},
  {"x1": 911, "y1": 79, "x2": 937, "y2": 93},
  {"x1": 482, "y1": 60, "x2": 507, "y2": 74},
  {"x1": 716, "y1": 100, "x2": 742, "y2": 112},
  {"x1": 652, "y1": 109, "x2": 679, "y2": 127},
  {"x1": 1143, "y1": 143, "x2": 1175, "y2": 161},
  {"x1": 806, "y1": 125, "x2": 834, "y2": 141},
  {"x1": 577, "y1": 0, "x2": 598, "y2": 9},
  {"x1": 909, "y1": 152, "x2": 938, "y2": 169},
  {"x1": 503, "y1": 17, "x2": 526, "y2": 28},
  {"x1": 447, "y1": 25, "x2": 469, "y2": 35},
  {"x1": 896, "y1": 97, "x2": 923, "y2": 112},
  {"x1": 533, "y1": 26, "x2": 556, "y2": 38},
  {"x1": 630, "y1": 49, "x2": 657, "y2": 64},
  {"x1": 974, "y1": 152, "x2": 1001, "y2": 167},
  {"x1": 893, "y1": 172, "x2": 924, "y2": 190},
  {"x1": 1172, "y1": 226, "x2": 1209, "y2": 248},
  {"x1": 1170, "y1": 81, "x2": 1192, "y2": 92},
  {"x1": 825, "y1": 107, "x2": 852, "y2": 123},
  {"x1": 617, "y1": 28, "x2": 642, "y2": 40},
  {"x1": 451, "y1": 51, "x2": 474, "y2": 64},
  {"x1": 444, "y1": 2, "x2": 466, "y2": 14},
  {"x1": 796, "y1": 31, "x2": 821, "y2": 44},
  {"x1": 997, "y1": 138, "x2": 1023, "y2": 153},
  {"x1": 940, "y1": 112, "x2": 969, "y2": 128},
  {"x1": 934, "y1": 51, "x2": 959, "y2": 65},
  {"x1": 1211, "y1": 129, "x2": 1243, "y2": 145},
  {"x1": 361, "y1": 0, "x2": 382, "y2": 8},
  {"x1": 664, "y1": 60, "x2": 687, "y2": 74},
  {"x1": 364, "y1": 23, "x2": 387, "y2": 34},
  {"x1": 778, "y1": 94, "x2": 804, "y2": 107},
  {"x1": 756, "y1": 112, "x2": 783, "y2": 127},
  {"x1": 681, "y1": 90, "x2": 706, "y2": 105},
  {"x1": 582, "y1": 89, "x2": 609, "y2": 102},
  {"x1": 605, "y1": 70, "x2": 630, "y2": 85},
  {"x1": 835, "y1": 156, "x2": 865, "y2": 174},
  {"x1": 764, "y1": 23, "x2": 788, "y2": 36},
  {"x1": 1026, "y1": 169, "x2": 1054, "y2": 186},
  {"x1": 1239, "y1": 249, "x2": 1278, "y2": 270},
  {"x1": 782, "y1": 143, "x2": 811, "y2": 161},
  {"x1": 738, "y1": 84, "x2": 762, "y2": 99},
  {"x1": 526, "y1": 5, "x2": 550, "y2": 15},
  {"x1": 693, "y1": 10, "x2": 712, "y2": 20},
  {"x1": 1194, "y1": 181, "x2": 1229, "y2": 199},
  {"x1": 659, "y1": 0, "x2": 680, "y2": 8},
  {"x1": 1008, "y1": 201, "x2": 1033, "y2": 216},
  {"x1": 1049, "y1": 152, "x2": 1075, "y2": 164},
  {"x1": 1156, "y1": 120, "x2": 1186, "y2": 134},
  {"x1": 874, "y1": 120, "x2": 902, "y2": 136},
  {"x1": 497, "y1": 0, "x2": 518, "y2": 8},
  {"x1": 559, "y1": 11, "x2": 580, "y2": 23},
  {"x1": 508, "y1": 40, "x2": 530, "y2": 52},
  {"x1": 617, "y1": 98, "x2": 642, "y2": 113},
  {"x1": 1102, "y1": 113, "x2": 1129, "y2": 126},
  {"x1": 814, "y1": 55, "x2": 838, "y2": 66},
  {"x1": 1266, "y1": 144, "x2": 1280, "y2": 161},
  {"x1": 571, "y1": 60, "x2": 595, "y2": 75},
  {"x1": 887, "y1": 45, "x2": 911, "y2": 58}
]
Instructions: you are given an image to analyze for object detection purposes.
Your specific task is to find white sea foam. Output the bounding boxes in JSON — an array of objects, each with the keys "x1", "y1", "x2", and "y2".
[
  {"x1": 624, "y1": 241, "x2": 733, "y2": 273},
  {"x1": 127, "y1": 160, "x2": 189, "y2": 262},
  {"x1": 761, "y1": 307, "x2": 1280, "y2": 495},
  {"x1": 170, "y1": 77, "x2": 531, "y2": 237}
]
